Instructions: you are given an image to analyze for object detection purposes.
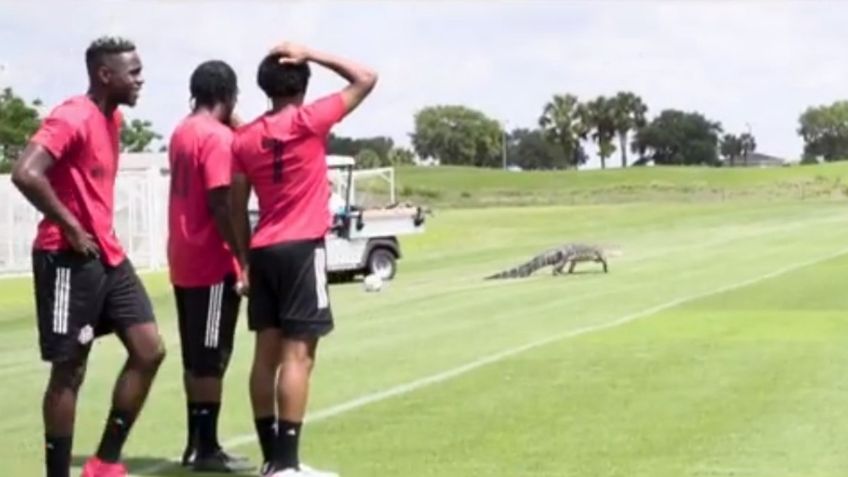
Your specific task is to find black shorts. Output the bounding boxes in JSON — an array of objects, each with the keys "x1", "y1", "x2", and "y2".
[
  {"x1": 248, "y1": 238, "x2": 333, "y2": 337},
  {"x1": 32, "y1": 250, "x2": 156, "y2": 363},
  {"x1": 174, "y1": 274, "x2": 242, "y2": 377}
]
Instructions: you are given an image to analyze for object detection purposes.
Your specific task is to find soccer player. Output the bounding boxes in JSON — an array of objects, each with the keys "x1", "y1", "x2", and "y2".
[
  {"x1": 230, "y1": 42, "x2": 377, "y2": 477},
  {"x1": 166, "y1": 60, "x2": 255, "y2": 473},
  {"x1": 11, "y1": 37, "x2": 166, "y2": 477}
]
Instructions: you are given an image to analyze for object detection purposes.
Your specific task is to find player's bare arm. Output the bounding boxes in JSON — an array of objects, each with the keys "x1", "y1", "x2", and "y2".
[
  {"x1": 229, "y1": 173, "x2": 252, "y2": 293},
  {"x1": 11, "y1": 144, "x2": 99, "y2": 257},
  {"x1": 208, "y1": 186, "x2": 245, "y2": 268},
  {"x1": 270, "y1": 42, "x2": 378, "y2": 115}
]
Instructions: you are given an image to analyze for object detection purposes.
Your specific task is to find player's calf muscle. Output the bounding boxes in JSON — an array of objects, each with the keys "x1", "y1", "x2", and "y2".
[{"x1": 43, "y1": 360, "x2": 87, "y2": 435}]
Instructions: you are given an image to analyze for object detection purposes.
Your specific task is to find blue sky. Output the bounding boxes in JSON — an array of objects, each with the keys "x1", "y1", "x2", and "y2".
[{"x1": 1, "y1": 0, "x2": 846, "y2": 168}]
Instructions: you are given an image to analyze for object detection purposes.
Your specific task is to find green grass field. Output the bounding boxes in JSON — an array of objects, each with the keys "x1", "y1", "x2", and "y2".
[
  {"x1": 4, "y1": 169, "x2": 848, "y2": 475},
  {"x1": 392, "y1": 162, "x2": 848, "y2": 207}
]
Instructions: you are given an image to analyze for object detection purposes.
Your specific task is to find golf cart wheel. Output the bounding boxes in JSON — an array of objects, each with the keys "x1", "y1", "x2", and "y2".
[{"x1": 367, "y1": 248, "x2": 396, "y2": 280}]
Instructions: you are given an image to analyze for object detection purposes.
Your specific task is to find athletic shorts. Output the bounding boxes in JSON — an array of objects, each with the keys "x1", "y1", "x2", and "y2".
[
  {"x1": 248, "y1": 238, "x2": 333, "y2": 337},
  {"x1": 174, "y1": 274, "x2": 242, "y2": 377},
  {"x1": 32, "y1": 250, "x2": 155, "y2": 363}
]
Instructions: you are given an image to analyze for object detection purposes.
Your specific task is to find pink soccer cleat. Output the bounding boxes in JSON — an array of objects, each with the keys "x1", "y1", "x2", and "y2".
[{"x1": 80, "y1": 457, "x2": 128, "y2": 477}]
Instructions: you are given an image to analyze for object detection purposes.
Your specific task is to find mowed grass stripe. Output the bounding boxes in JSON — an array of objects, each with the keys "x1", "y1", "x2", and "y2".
[
  {"x1": 2, "y1": 202, "x2": 846, "y2": 365},
  {"x1": 1, "y1": 202, "x2": 847, "y2": 475},
  {"x1": 300, "y1": 254, "x2": 848, "y2": 477},
  {"x1": 4, "y1": 207, "x2": 840, "y2": 396}
]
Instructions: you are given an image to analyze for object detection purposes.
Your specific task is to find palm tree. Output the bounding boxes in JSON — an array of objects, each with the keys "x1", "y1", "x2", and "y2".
[
  {"x1": 539, "y1": 94, "x2": 585, "y2": 168},
  {"x1": 610, "y1": 92, "x2": 648, "y2": 168},
  {"x1": 584, "y1": 96, "x2": 618, "y2": 170},
  {"x1": 720, "y1": 134, "x2": 742, "y2": 166},
  {"x1": 739, "y1": 132, "x2": 756, "y2": 166}
]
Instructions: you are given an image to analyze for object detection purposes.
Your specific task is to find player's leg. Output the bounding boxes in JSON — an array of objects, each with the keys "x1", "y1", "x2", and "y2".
[
  {"x1": 43, "y1": 361, "x2": 88, "y2": 436},
  {"x1": 83, "y1": 259, "x2": 165, "y2": 474},
  {"x1": 93, "y1": 321, "x2": 164, "y2": 460},
  {"x1": 43, "y1": 358, "x2": 88, "y2": 477},
  {"x1": 174, "y1": 285, "x2": 200, "y2": 465},
  {"x1": 271, "y1": 240, "x2": 335, "y2": 475},
  {"x1": 247, "y1": 247, "x2": 284, "y2": 472},
  {"x1": 32, "y1": 251, "x2": 104, "y2": 477},
  {"x1": 176, "y1": 283, "x2": 223, "y2": 465},
  {"x1": 273, "y1": 335, "x2": 319, "y2": 472},
  {"x1": 180, "y1": 278, "x2": 252, "y2": 472},
  {"x1": 250, "y1": 328, "x2": 283, "y2": 471}
]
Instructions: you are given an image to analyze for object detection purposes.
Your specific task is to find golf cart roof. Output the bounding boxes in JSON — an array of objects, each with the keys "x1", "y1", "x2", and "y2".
[{"x1": 327, "y1": 155, "x2": 355, "y2": 168}]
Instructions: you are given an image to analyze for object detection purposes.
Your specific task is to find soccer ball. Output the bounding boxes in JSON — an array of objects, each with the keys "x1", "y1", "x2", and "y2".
[{"x1": 363, "y1": 273, "x2": 383, "y2": 292}]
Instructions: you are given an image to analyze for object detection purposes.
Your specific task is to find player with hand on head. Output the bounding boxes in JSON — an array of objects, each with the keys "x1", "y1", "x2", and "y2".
[{"x1": 229, "y1": 41, "x2": 377, "y2": 476}]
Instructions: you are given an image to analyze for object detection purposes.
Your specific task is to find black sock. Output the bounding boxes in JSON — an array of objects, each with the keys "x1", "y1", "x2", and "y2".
[
  {"x1": 194, "y1": 402, "x2": 221, "y2": 456},
  {"x1": 95, "y1": 409, "x2": 135, "y2": 463},
  {"x1": 45, "y1": 435, "x2": 72, "y2": 477},
  {"x1": 254, "y1": 416, "x2": 276, "y2": 464},
  {"x1": 273, "y1": 420, "x2": 302, "y2": 470},
  {"x1": 186, "y1": 403, "x2": 200, "y2": 451}
]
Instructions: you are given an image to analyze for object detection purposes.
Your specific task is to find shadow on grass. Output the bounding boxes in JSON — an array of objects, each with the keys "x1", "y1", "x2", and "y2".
[
  {"x1": 556, "y1": 269, "x2": 609, "y2": 276},
  {"x1": 72, "y1": 455, "x2": 257, "y2": 477}
]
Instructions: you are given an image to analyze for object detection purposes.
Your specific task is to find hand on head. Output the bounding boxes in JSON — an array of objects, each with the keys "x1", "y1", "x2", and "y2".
[{"x1": 269, "y1": 41, "x2": 310, "y2": 65}]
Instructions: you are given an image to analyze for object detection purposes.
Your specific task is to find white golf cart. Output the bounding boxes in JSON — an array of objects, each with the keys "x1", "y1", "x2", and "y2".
[
  {"x1": 248, "y1": 156, "x2": 426, "y2": 282},
  {"x1": 325, "y1": 156, "x2": 426, "y2": 282}
]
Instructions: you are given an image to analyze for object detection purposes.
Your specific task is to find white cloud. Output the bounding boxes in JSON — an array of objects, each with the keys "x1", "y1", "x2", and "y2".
[{"x1": 2, "y1": 0, "x2": 848, "y2": 169}]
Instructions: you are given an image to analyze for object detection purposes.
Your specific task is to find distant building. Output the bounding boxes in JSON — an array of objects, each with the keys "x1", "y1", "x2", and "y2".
[
  {"x1": 727, "y1": 152, "x2": 787, "y2": 167},
  {"x1": 414, "y1": 156, "x2": 440, "y2": 167}
]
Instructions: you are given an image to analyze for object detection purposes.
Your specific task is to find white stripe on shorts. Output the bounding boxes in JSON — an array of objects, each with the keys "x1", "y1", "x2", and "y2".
[
  {"x1": 314, "y1": 248, "x2": 328, "y2": 310},
  {"x1": 52, "y1": 268, "x2": 70, "y2": 335},
  {"x1": 204, "y1": 282, "x2": 224, "y2": 348}
]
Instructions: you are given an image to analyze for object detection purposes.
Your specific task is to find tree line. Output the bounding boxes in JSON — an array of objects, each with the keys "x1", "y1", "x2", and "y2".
[
  {"x1": 2, "y1": 86, "x2": 848, "y2": 172},
  {"x1": 0, "y1": 88, "x2": 164, "y2": 172},
  {"x1": 0, "y1": 87, "x2": 412, "y2": 172},
  {"x1": 411, "y1": 93, "x2": 762, "y2": 169}
]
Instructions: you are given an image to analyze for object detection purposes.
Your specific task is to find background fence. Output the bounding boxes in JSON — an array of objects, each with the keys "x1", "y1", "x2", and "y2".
[
  {"x1": 0, "y1": 169, "x2": 170, "y2": 276},
  {"x1": 0, "y1": 155, "x2": 388, "y2": 277}
]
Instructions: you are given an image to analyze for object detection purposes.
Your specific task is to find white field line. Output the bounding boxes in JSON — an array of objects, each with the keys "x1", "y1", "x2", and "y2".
[
  {"x1": 130, "y1": 246, "x2": 848, "y2": 476},
  {"x1": 9, "y1": 211, "x2": 841, "y2": 378}
]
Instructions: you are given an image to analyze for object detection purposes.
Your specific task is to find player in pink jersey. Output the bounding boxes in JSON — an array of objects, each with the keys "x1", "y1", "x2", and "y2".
[
  {"x1": 230, "y1": 42, "x2": 377, "y2": 477},
  {"x1": 12, "y1": 37, "x2": 165, "y2": 477},
  {"x1": 167, "y1": 59, "x2": 253, "y2": 473}
]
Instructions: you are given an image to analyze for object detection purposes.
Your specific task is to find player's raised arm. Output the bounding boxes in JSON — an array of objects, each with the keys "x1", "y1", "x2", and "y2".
[{"x1": 270, "y1": 42, "x2": 378, "y2": 115}]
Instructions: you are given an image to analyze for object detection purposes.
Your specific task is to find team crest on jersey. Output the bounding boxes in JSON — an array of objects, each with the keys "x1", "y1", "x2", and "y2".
[{"x1": 78, "y1": 325, "x2": 94, "y2": 345}]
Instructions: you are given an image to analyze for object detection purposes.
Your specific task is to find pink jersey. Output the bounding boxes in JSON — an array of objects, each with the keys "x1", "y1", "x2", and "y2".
[
  {"x1": 30, "y1": 95, "x2": 125, "y2": 266},
  {"x1": 167, "y1": 113, "x2": 238, "y2": 287},
  {"x1": 233, "y1": 93, "x2": 346, "y2": 248}
]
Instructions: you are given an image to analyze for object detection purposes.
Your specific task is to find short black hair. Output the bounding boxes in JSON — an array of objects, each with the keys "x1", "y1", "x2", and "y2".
[
  {"x1": 190, "y1": 60, "x2": 238, "y2": 107},
  {"x1": 85, "y1": 36, "x2": 136, "y2": 72},
  {"x1": 256, "y1": 53, "x2": 310, "y2": 99}
]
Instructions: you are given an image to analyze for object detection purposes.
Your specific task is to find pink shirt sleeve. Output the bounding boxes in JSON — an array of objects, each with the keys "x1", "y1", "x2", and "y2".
[
  {"x1": 200, "y1": 128, "x2": 233, "y2": 190},
  {"x1": 30, "y1": 104, "x2": 83, "y2": 161},
  {"x1": 300, "y1": 93, "x2": 346, "y2": 137}
]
